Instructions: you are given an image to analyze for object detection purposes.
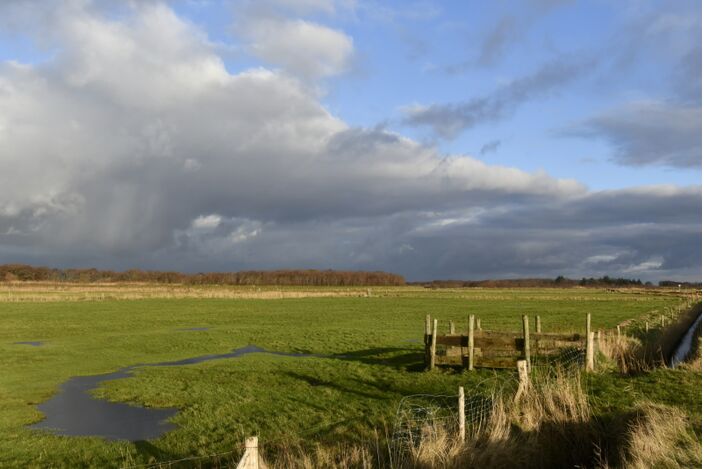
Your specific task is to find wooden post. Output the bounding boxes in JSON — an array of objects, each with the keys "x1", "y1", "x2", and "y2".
[
  {"x1": 597, "y1": 329, "x2": 602, "y2": 348},
  {"x1": 429, "y1": 319, "x2": 437, "y2": 370},
  {"x1": 476, "y1": 318, "x2": 482, "y2": 331},
  {"x1": 585, "y1": 313, "x2": 592, "y2": 372},
  {"x1": 616, "y1": 325, "x2": 621, "y2": 338},
  {"x1": 535, "y1": 315, "x2": 541, "y2": 334},
  {"x1": 449, "y1": 321, "x2": 455, "y2": 334},
  {"x1": 236, "y1": 436, "x2": 268, "y2": 469},
  {"x1": 515, "y1": 359, "x2": 529, "y2": 401},
  {"x1": 467, "y1": 314, "x2": 475, "y2": 371},
  {"x1": 458, "y1": 386, "x2": 466, "y2": 442},
  {"x1": 660, "y1": 315, "x2": 665, "y2": 327},
  {"x1": 425, "y1": 315, "x2": 432, "y2": 366},
  {"x1": 522, "y1": 315, "x2": 531, "y2": 373},
  {"x1": 645, "y1": 320, "x2": 649, "y2": 333},
  {"x1": 586, "y1": 332, "x2": 595, "y2": 372}
]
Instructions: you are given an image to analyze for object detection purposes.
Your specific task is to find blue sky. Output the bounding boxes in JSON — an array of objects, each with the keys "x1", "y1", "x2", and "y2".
[
  {"x1": 0, "y1": 0, "x2": 700, "y2": 281},
  {"x1": 159, "y1": 0, "x2": 703, "y2": 188}
]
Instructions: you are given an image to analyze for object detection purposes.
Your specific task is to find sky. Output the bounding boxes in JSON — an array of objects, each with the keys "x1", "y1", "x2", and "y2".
[{"x1": 0, "y1": 0, "x2": 700, "y2": 281}]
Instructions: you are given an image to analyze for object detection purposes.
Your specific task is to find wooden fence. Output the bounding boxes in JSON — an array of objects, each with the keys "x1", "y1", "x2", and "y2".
[{"x1": 424, "y1": 314, "x2": 594, "y2": 372}]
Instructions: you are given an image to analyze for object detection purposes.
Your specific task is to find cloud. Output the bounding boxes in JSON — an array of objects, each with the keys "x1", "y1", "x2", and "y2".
[
  {"x1": 233, "y1": 0, "x2": 354, "y2": 79},
  {"x1": 0, "y1": 1, "x2": 699, "y2": 283},
  {"x1": 477, "y1": 16, "x2": 519, "y2": 67},
  {"x1": 403, "y1": 56, "x2": 592, "y2": 138},
  {"x1": 239, "y1": 16, "x2": 354, "y2": 78},
  {"x1": 479, "y1": 140, "x2": 501, "y2": 155},
  {"x1": 561, "y1": 100, "x2": 701, "y2": 168},
  {"x1": 473, "y1": 0, "x2": 574, "y2": 67}
]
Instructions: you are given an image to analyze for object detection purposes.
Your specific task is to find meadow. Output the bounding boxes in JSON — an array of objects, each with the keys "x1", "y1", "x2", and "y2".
[{"x1": 0, "y1": 285, "x2": 698, "y2": 468}]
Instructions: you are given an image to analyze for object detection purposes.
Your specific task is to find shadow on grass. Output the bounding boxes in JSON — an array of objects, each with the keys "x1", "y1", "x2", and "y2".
[
  {"x1": 133, "y1": 440, "x2": 180, "y2": 466},
  {"x1": 328, "y1": 347, "x2": 426, "y2": 371}
]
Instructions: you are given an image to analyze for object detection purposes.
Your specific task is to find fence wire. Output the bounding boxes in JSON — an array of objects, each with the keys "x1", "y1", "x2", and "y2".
[{"x1": 389, "y1": 378, "x2": 509, "y2": 468}]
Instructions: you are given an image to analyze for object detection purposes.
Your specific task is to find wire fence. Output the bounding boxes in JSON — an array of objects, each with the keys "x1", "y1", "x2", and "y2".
[
  {"x1": 119, "y1": 449, "x2": 239, "y2": 469},
  {"x1": 389, "y1": 377, "x2": 510, "y2": 467}
]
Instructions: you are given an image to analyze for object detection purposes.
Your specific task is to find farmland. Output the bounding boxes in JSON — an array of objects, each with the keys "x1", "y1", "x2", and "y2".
[{"x1": 0, "y1": 285, "x2": 699, "y2": 467}]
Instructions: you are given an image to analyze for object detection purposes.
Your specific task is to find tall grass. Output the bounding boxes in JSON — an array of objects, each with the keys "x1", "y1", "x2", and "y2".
[{"x1": 251, "y1": 369, "x2": 699, "y2": 469}]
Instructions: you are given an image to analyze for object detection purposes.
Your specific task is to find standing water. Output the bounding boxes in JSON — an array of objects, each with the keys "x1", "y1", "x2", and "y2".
[
  {"x1": 669, "y1": 314, "x2": 702, "y2": 367},
  {"x1": 29, "y1": 345, "x2": 319, "y2": 440}
]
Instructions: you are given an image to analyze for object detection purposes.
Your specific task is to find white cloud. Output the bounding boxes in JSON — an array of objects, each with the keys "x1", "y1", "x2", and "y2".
[
  {"x1": 240, "y1": 16, "x2": 354, "y2": 78},
  {"x1": 191, "y1": 214, "x2": 222, "y2": 230}
]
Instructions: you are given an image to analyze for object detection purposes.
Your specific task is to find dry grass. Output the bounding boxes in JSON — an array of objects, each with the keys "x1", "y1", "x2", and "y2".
[
  {"x1": 598, "y1": 302, "x2": 702, "y2": 373},
  {"x1": 0, "y1": 282, "x2": 374, "y2": 302},
  {"x1": 254, "y1": 371, "x2": 699, "y2": 469},
  {"x1": 618, "y1": 403, "x2": 701, "y2": 469}
]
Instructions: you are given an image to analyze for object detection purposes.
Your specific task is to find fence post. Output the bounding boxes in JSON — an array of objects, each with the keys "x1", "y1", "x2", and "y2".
[
  {"x1": 467, "y1": 314, "x2": 475, "y2": 371},
  {"x1": 515, "y1": 359, "x2": 529, "y2": 401},
  {"x1": 597, "y1": 329, "x2": 602, "y2": 349},
  {"x1": 236, "y1": 436, "x2": 267, "y2": 469},
  {"x1": 585, "y1": 313, "x2": 593, "y2": 372},
  {"x1": 449, "y1": 321, "x2": 455, "y2": 334},
  {"x1": 660, "y1": 315, "x2": 665, "y2": 327},
  {"x1": 535, "y1": 315, "x2": 541, "y2": 334},
  {"x1": 645, "y1": 320, "x2": 649, "y2": 333},
  {"x1": 429, "y1": 319, "x2": 438, "y2": 370},
  {"x1": 458, "y1": 386, "x2": 466, "y2": 442},
  {"x1": 522, "y1": 315, "x2": 531, "y2": 373},
  {"x1": 425, "y1": 315, "x2": 431, "y2": 366},
  {"x1": 476, "y1": 317, "x2": 482, "y2": 331},
  {"x1": 616, "y1": 325, "x2": 621, "y2": 338}
]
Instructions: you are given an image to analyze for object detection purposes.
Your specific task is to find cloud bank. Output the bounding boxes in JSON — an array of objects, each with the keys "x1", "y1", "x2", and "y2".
[{"x1": 0, "y1": 1, "x2": 699, "y2": 281}]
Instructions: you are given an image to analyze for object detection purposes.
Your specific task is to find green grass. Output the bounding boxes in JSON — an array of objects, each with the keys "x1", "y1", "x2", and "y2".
[{"x1": 0, "y1": 288, "x2": 689, "y2": 467}]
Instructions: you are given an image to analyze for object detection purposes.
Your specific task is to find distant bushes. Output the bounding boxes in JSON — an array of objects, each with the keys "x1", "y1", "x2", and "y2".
[
  {"x1": 413, "y1": 275, "x2": 683, "y2": 289},
  {"x1": 0, "y1": 264, "x2": 406, "y2": 286}
]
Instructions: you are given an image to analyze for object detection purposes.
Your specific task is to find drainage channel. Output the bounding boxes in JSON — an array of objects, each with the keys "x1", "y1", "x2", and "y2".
[{"x1": 669, "y1": 313, "x2": 702, "y2": 367}]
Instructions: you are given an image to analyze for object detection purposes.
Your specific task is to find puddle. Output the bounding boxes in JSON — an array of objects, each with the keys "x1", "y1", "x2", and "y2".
[
  {"x1": 669, "y1": 314, "x2": 702, "y2": 367},
  {"x1": 29, "y1": 345, "x2": 316, "y2": 441},
  {"x1": 14, "y1": 341, "x2": 43, "y2": 346}
]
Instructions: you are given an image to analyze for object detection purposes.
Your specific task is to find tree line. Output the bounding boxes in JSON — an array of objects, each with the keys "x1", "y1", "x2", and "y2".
[
  {"x1": 0, "y1": 264, "x2": 406, "y2": 286},
  {"x1": 413, "y1": 275, "x2": 700, "y2": 289}
]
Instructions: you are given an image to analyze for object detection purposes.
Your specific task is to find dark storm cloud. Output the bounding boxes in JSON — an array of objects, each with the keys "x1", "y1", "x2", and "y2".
[
  {"x1": 403, "y1": 56, "x2": 592, "y2": 138},
  {"x1": 561, "y1": 101, "x2": 701, "y2": 168}
]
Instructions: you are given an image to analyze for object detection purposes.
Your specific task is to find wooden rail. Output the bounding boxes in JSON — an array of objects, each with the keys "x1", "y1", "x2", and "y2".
[{"x1": 425, "y1": 314, "x2": 589, "y2": 370}]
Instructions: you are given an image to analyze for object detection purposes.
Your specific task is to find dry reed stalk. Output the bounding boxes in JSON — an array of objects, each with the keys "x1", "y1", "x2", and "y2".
[{"x1": 618, "y1": 403, "x2": 701, "y2": 469}]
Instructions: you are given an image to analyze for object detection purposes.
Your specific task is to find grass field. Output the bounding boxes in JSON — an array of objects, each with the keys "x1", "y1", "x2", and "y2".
[{"x1": 0, "y1": 286, "x2": 698, "y2": 467}]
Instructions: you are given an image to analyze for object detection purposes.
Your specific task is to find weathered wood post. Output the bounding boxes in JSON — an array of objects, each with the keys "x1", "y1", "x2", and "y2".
[
  {"x1": 449, "y1": 321, "x2": 455, "y2": 334},
  {"x1": 645, "y1": 320, "x2": 649, "y2": 333},
  {"x1": 467, "y1": 314, "x2": 475, "y2": 371},
  {"x1": 458, "y1": 386, "x2": 466, "y2": 442},
  {"x1": 616, "y1": 325, "x2": 621, "y2": 338},
  {"x1": 425, "y1": 315, "x2": 432, "y2": 366},
  {"x1": 660, "y1": 315, "x2": 665, "y2": 328},
  {"x1": 429, "y1": 319, "x2": 438, "y2": 370},
  {"x1": 515, "y1": 359, "x2": 529, "y2": 401},
  {"x1": 597, "y1": 329, "x2": 602, "y2": 349},
  {"x1": 522, "y1": 315, "x2": 531, "y2": 373},
  {"x1": 476, "y1": 318, "x2": 482, "y2": 331},
  {"x1": 535, "y1": 315, "x2": 542, "y2": 334},
  {"x1": 585, "y1": 313, "x2": 593, "y2": 372},
  {"x1": 236, "y1": 436, "x2": 267, "y2": 469}
]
